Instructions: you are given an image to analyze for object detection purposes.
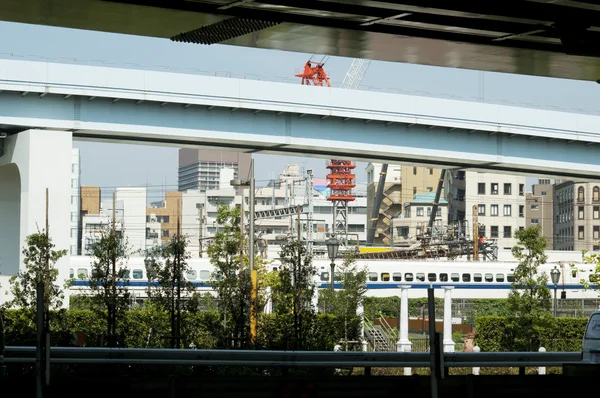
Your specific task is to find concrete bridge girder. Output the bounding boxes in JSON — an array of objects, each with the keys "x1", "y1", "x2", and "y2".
[
  {"x1": 0, "y1": 91, "x2": 599, "y2": 181},
  {"x1": 0, "y1": 129, "x2": 72, "y2": 303}
]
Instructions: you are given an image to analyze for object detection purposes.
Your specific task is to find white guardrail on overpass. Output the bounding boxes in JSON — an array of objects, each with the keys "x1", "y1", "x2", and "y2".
[{"x1": 4, "y1": 347, "x2": 582, "y2": 368}]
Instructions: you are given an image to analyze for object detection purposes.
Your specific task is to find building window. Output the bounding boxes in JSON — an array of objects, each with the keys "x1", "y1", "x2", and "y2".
[
  {"x1": 519, "y1": 184, "x2": 524, "y2": 196},
  {"x1": 579, "y1": 206, "x2": 584, "y2": 220},
  {"x1": 413, "y1": 167, "x2": 417, "y2": 175},
  {"x1": 413, "y1": 186, "x2": 417, "y2": 195},
  {"x1": 531, "y1": 218, "x2": 539, "y2": 224},
  {"x1": 71, "y1": 178, "x2": 77, "y2": 188},
  {"x1": 427, "y1": 187, "x2": 433, "y2": 192},
  {"x1": 541, "y1": 191, "x2": 547, "y2": 196},
  {"x1": 478, "y1": 204, "x2": 485, "y2": 215},
  {"x1": 429, "y1": 168, "x2": 433, "y2": 175},
  {"x1": 594, "y1": 226, "x2": 599, "y2": 240},
  {"x1": 491, "y1": 226, "x2": 499, "y2": 238},
  {"x1": 162, "y1": 229, "x2": 169, "y2": 238},
  {"x1": 503, "y1": 226, "x2": 512, "y2": 238},
  {"x1": 491, "y1": 204, "x2": 498, "y2": 216},
  {"x1": 578, "y1": 226, "x2": 585, "y2": 240},
  {"x1": 594, "y1": 206, "x2": 599, "y2": 219},
  {"x1": 478, "y1": 225, "x2": 485, "y2": 238},
  {"x1": 503, "y1": 183, "x2": 512, "y2": 195},
  {"x1": 519, "y1": 205, "x2": 524, "y2": 217},
  {"x1": 416, "y1": 207, "x2": 424, "y2": 217},
  {"x1": 595, "y1": 186, "x2": 600, "y2": 201},
  {"x1": 578, "y1": 186, "x2": 585, "y2": 202},
  {"x1": 478, "y1": 183, "x2": 485, "y2": 195},
  {"x1": 491, "y1": 183, "x2": 498, "y2": 195},
  {"x1": 503, "y1": 205, "x2": 511, "y2": 216}
]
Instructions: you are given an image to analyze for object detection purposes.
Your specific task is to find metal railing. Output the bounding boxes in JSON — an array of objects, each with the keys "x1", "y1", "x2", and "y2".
[{"x1": 4, "y1": 346, "x2": 582, "y2": 369}]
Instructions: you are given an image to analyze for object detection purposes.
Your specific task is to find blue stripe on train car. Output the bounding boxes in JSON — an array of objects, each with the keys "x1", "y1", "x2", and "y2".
[
  {"x1": 318, "y1": 283, "x2": 586, "y2": 290},
  {"x1": 71, "y1": 280, "x2": 210, "y2": 288}
]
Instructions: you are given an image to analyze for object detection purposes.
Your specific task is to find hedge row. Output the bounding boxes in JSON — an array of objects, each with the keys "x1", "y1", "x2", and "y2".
[
  {"x1": 475, "y1": 316, "x2": 587, "y2": 352},
  {"x1": 2, "y1": 309, "x2": 358, "y2": 351}
]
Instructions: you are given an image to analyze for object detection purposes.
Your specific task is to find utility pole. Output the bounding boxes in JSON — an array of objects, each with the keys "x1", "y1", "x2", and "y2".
[
  {"x1": 197, "y1": 203, "x2": 203, "y2": 258},
  {"x1": 110, "y1": 192, "x2": 117, "y2": 346},
  {"x1": 176, "y1": 199, "x2": 182, "y2": 348},
  {"x1": 249, "y1": 159, "x2": 257, "y2": 343},
  {"x1": 472, "y1": 204, "x2": 478, "y2": 261}
]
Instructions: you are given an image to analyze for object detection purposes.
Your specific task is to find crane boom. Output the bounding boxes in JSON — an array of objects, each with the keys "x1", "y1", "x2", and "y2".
[{"x1": 341, "y1": 59, "x2": 371, "y2": 89}]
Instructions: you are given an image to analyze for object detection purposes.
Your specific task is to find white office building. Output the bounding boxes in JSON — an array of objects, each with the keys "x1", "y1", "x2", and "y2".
[
  {"x1": 464, "y1": 172, "x2": 526, "y2": 249},
  {"x1": 70, "y1": 148, "x2": 81, "y2": 255}
]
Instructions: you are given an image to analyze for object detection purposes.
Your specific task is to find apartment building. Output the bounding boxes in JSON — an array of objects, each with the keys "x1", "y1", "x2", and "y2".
[
  {"x1": 81, "y1": 200, "x2": 124, "y2": 255},
  {"x1": 79, "y1": 186, "x2": 101, "y2": 255},
  {"x1": 554, "y1": 181, "x2": 600, "y2": 251},
  {"x1": 178, "y1": 148, "x2": 251, "y2": 192},
  {"x1": 146, "y1": 191, "x2": 183, "y2": 244},
  {"x1": 366, "y1": 163, "x2": 442, "y2": 246},
  {"x1": 525, "y1": 181, "x2": 553, "y2": 249},
  {"x1": 465, "y1": 172, "x2": 526, "y2": 249}
]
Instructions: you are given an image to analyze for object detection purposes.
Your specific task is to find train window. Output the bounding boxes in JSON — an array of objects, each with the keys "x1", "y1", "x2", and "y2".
[
  {"x1": 77, "y1": 268, "x2": 88, "y2": 279},
  {"x1": 69, "y1": 268, "x2": 74, "y2": 279},
  {"x1": 451, "y1": 273, "x2": 459, "y2": 282},
  {"x1": 507, "y1": 274, "x2": 515, "y2": 282},
  {"x1": 122, "y1": 269, "x2": 130, "y2": 279},
  {"x1": 496, "y1": 273, "x2": 505, "y2": 282},
  {"x1": 199, "y1": 270, "x2": 211, "y2": 281},
  {"x1": 132, "y1": 269, "x2": 144, "y2": 279},
  {"x1": 320, "y1": 272, "x2": 330, "y2": 282},
  {"x1": 485, "y1": 273, "x2": 493, "y2": 282},
  {"x1": 381, "y1": 273, "x2": 390, "y2": 281},
  {"x1": 392, "y1": 272, "x2": 402, "y2": 282},
  {"x1": 474, "y1": 273, "x2": 482, "y2": 282},
  {"x1": 335, "y1": 272, "x2": 343, "y2": 282},
  {"x1": 440, "y1": 273, "x2": 448, "y2": 282},
  {"x1": 462, "y1": 273, "x2": 471, "y2": 282},
  {"x1": 186, "y1": 270, "x2": 197, "y2": 280},
  {"x1": 405, "y1": 273, "x2": 414, "y2": 282},
  {"x1": 368, "y1": 272, "x2": 378, "y2": 281},
  {"x1": 428, "y1": 273, "x2": 437, "y2": 282},
  {"x1": 416, "y1": 273, "x2": 425, "y2": 282}
]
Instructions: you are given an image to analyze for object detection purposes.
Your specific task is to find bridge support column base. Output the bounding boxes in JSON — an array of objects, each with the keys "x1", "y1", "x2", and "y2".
[{"x1": 0, "y1": 129, "x2": 72, "y2": 306}]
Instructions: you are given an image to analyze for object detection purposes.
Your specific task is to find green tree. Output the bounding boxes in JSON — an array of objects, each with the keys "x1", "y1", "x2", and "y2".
[
  {"x1": 208, "y1": 205, "x2": 268, "y2": 349},
  {"x1": 87, "y1": 226, "x2": 131, "y2": 346},
  {"x1": 506, "y1": 225, "x2": 552, "y2": 350},
  {"x1": 7, "y1": 229, "x2": 68, "y2": 319},
  {"x1": 318, "y1": 252, "x2": 367, "y2": 348},
  {"x1": 145, "y1": 234, "x2": 194, "y2": 348}
]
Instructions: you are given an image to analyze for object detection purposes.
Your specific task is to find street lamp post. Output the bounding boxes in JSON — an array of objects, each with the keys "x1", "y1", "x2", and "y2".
[
  {"x1": 550, "y1": 265, "x2": 561, "y2": 317},
  {"x1": 326, "y1": 235, "x2": 340, "y2": 294},
  {"x1": 231, "y1": 158, "x2": 256, "y2": 341}
]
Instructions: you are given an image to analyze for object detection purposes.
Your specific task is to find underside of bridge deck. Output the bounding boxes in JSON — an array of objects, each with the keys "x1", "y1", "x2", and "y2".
[{"x1": 4, "y1": 1, "x2": 600, "y2": 81}]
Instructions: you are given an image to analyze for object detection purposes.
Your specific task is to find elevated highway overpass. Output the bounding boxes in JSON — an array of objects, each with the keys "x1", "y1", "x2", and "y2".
[
  {"x1": 3, "y1": 1, "x2": 600, "y2": 81},
  {"x1": 0, "y1": 58, "x2": 599, "y2": 179},
  {"x1": 1, "y1": 57, "x2": 600, "y2": 284}
]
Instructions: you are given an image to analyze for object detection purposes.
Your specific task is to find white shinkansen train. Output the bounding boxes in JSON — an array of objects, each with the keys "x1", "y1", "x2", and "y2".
[{"x1": 67, "y1": 256, "x2": 599, "y2": 300}]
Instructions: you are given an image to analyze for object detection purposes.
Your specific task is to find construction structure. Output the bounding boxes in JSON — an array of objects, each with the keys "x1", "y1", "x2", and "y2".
[
  {"x1": 326, "y1": 160, "x2": 356, "y2": 245},
  {"x1": 295, "y1": 60, "x2": 331, "y2": 87}
]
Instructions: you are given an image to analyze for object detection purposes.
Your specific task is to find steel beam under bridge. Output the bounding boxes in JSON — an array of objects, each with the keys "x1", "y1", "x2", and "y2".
[{"x1": 1, "y1": 60, "x2": 600, "y2": 179}]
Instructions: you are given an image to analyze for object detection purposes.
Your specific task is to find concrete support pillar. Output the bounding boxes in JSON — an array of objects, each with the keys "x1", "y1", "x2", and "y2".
[
  {"x1": 397, "y1": 285, "x2": 412, "y2": 376},
  {"x1": 443, "y1": 286, "x2": 455, "y2": 353},
  {"x1": 538, "y1": 347, "x2": 546, "y2": 375},
  {"x1": 472, "y1": 345, "x2": 480, "y2": 375},
  {"x1": 0, "y1": 129, "x2": 72, "y2": 307}
]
